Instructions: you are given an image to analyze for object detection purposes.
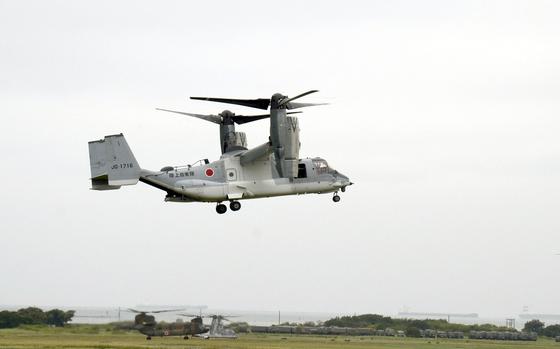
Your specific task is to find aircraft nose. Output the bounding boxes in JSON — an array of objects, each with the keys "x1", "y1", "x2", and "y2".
[
  {"x1": 332, "y1": 172, "x2": 352, "y2": 188},
  {"x1": 338, "y1": 172, "x2": 350, "y2": 185}
]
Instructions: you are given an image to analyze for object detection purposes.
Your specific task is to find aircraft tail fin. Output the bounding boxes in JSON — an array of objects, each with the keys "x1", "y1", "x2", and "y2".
[{"x1": 88, "y1": 134, "x2": 141, "y2": 190}]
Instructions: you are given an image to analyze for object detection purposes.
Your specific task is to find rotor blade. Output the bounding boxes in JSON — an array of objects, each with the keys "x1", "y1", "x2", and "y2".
[
  {"x1": 280, "y1": 90, "x2": 319, "y2": 106},
  {"x1": 215, "y1": 315, "x2": 238, "y2": 319},
  {"x1": 191, "y1": 97, "x2": 271, "y2": 110},
  {"x1": 232, "y1": 114, "x2": 270, "y2": 125},
  {"x1": 233, "y1": 111, "x2": 302, "y2": 125},
  {"x1": 126, "y1": 308, "x2": 143, "y2": 314},
  {"x1": 150, "y1": 308, "x2": 185, "y2": 314},
  {"x1": 286, "y1": 102, "x2": 328, "y2": 110},
  {"x1": 156, "y1": 108, "x2": 222, "y2": 124},
  {"x1": 178, "y1": 313, "x2": 203, "y2": 317}
]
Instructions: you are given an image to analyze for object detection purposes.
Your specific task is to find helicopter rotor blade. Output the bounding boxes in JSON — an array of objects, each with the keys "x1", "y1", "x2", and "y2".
[
  {"x1": 212, "y1": 314, "x2": 239, "y2": 320},
  {"x1": 191, "y1": 91, "x2": 323, "y2": 110},
  {"x1": 232, "y1": 112, "x2": 301, "y2": 125},
  {"x1": 286, "y1": 102, "x2": 328, "y2": 110},
  {"x1": 191, "y1": 97, "x2": 271, "y2": 110},
  {"x1": 156, "y1": 108, "x2": 222, "y2": 124},
  {"x1": 280, "y1": 90, "x2": 319, "y2": 106},
  {"x1": 232, "y1": 114, "x2": 270, "y2": 124},
  {"x1": 150, "y1": 308, "x2": 185, "y2": 314},
  {"x1": 128, "y1": 308, "x2": 185, "y2": 314}
]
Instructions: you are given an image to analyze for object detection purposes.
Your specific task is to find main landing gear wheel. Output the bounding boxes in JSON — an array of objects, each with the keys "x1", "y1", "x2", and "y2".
[
  {"x1": 146, "y1": 336, "x2": 152, "y2": 340},
  {"x1": 183, "y1": 336, "x2": 189, "y2": 340},
  {"x1": 230, "y1": 201, "x2": 241, "y2": 211},
  {"x1": 216, "y1": 203, "x2": 227, "y2": 214},
  {"x1": 333, "y1": 194, "x2": 341, "y2": 202}
]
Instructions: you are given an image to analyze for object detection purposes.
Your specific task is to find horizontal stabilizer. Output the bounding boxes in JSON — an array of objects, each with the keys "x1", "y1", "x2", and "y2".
[{"x1": 88, "y1": 134, "x2": 141, "y2": 190}]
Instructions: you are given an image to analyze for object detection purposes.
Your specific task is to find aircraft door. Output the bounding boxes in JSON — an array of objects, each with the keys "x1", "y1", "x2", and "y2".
[
  {"x1": 297, "y1": 163, "x2": 307, "y2": 178},
  {"x1": 297, "y1": 159, "x2": 314, "y2": 179},
  {"x1": 226, "y1": 168, "x2": 237, "y2": 181}
]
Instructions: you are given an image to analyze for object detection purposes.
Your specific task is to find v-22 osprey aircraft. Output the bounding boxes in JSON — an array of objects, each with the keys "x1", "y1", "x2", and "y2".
[{"x1": 88, "y1": 90, "x2": 352, "y2": 214}]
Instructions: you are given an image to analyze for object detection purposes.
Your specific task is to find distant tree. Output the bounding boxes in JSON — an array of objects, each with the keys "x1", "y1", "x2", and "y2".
[
  {"x1": 227, "y1": 321, "x2": 250, "y2": 333},
  {"x1": 63, "y1": 310, "x2": 75, "y2": 324},
  {"x1": 523, "y1": 319, "x2": 545, "y2": 335},
  {"x1": 45, "y1": 309, "x2": 74, "y2": 327},
  {"x1": 0, "y1": 311, "x2": 23, "y2": 328},
  {"x1": 544, "y1": 324, "x2": 560, "y2": 338},
  {"x1": 405, "y1": 326, "x2": 422, "y2": 337},
  {"x1": 279, "y1": 322, "x2": 298, "y2": 326},
  {"x1": 324, "y1": 314, "x2": 393, "y2": 328},
  {"x1": 410, "y1": 319, "x2": 429, "y2": 330},
  {"x1": 17, "y1": 307, "x2": 46, "y2": 324}
]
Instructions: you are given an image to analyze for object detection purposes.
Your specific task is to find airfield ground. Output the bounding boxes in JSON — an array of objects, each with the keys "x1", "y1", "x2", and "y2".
[{"x1": 0, "y1": 326, "x2": 558, "y2": 349}]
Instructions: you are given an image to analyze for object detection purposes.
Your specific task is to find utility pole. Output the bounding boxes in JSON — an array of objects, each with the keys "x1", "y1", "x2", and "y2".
[{"x1": 278, "y1": 310, "x2": 281, "y2": 325}]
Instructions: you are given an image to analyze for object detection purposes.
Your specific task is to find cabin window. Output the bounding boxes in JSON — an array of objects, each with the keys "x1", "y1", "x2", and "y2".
[
  {"x1": 297, "y1": 163, "x2": 307, "y2": 178},
  {"x1": 226, "y1": 168, "x2": 237, "y2": 181}
]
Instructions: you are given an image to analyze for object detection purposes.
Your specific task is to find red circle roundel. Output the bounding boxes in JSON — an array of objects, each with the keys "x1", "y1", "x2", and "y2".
[{"x1": 205, "y1": 168, "x2": 214, "y2": 177}]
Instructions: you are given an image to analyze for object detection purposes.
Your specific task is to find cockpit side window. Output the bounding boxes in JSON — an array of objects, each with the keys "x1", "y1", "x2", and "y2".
[{"x1": 313, "y1": 159, "x2": 329, "y2": 175}]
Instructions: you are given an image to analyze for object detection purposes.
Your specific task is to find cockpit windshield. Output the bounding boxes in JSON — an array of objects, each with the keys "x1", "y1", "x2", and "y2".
[{"x1": 312, "y1": 158, "x2": 331, "y2": 175}]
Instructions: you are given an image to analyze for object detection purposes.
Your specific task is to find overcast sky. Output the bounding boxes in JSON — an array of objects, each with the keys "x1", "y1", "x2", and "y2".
[{"x1": 1, "y1": 0, "x2": 559, "y2": 319}]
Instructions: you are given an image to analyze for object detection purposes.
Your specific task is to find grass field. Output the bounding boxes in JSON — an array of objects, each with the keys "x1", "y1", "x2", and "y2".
[{"x1": 0, "y1": 326, "x2": 558, "y2": 349}]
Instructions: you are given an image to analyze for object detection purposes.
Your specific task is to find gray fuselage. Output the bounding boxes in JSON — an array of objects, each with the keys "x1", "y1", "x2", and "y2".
[{"x1": 140, "y1": 152, "x2": 350, "y2": 203}]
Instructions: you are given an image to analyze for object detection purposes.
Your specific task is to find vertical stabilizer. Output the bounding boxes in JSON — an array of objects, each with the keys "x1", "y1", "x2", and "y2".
[{"x1": 88, "y1": 134, "x2": 141, "y2": 190}]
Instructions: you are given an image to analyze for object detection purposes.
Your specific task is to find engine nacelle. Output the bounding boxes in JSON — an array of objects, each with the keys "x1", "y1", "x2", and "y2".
[
  {"x1": 232, "y1": 131, "x2": 247, "y2": 149},
  {"x1": 282, "y1": 116, "x2": 300, "y2": 178},
  {"x1": 220, "y1": 124, "x2": 248, "y2": 154}
]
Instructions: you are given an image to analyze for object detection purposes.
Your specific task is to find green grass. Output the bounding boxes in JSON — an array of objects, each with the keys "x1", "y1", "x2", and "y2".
[{"x1": 0, "y1": 326, "x2": 558, "y2": 349}]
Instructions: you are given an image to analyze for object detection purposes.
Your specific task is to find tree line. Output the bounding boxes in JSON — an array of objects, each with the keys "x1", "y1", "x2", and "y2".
[
  {"x1": 522, "y1": 319, "x2": 560, "y2": 338},
  {"x1": 0, "y1": 307, "x2": 75, "y2": 328},
  {"x1": 323, "y1": 314, "x2": 509, "y2": 332},
  {"x1": 323, "y1": 314, "x2": 560, "y2": 338}
]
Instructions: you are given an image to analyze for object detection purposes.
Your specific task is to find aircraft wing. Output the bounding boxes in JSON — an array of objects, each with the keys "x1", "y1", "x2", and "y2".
[{"x1": 239, "y1": 142, "x2": 272, "y2": 166}]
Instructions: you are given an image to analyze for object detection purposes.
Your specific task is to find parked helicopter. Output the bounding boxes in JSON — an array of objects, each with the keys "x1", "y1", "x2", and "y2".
[
  {"x1": 88, "y1": 90, "x2": 352, "y2": 214},
  {"x1": 179, "y1": 313, "x2": 238, "y2": 339},
  {"x1": 127, "y1": 308, "x2": 207, "y2": 340}
]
